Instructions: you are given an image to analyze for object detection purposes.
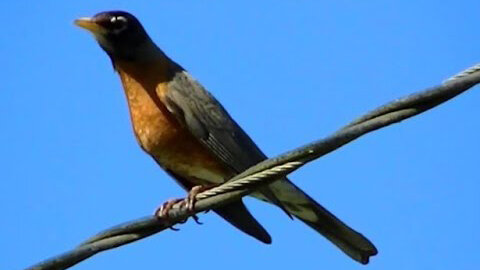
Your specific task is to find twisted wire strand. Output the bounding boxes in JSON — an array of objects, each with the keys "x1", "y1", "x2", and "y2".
[
  {"x1": 196, "y1": 160, "x2": 305, "y2": 200},
  {"x1": 444, "y1": 63, "x2": 480, "y2": 83}
]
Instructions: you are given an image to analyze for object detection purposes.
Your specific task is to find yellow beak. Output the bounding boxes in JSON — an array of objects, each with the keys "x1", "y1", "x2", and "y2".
[{"x1": 74, "y1": 17, "x2": 106, "y2": 35}]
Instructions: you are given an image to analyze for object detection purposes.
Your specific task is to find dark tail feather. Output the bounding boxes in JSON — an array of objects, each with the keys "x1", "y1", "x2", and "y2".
[
  {"x1": 298, "y1": 202, "x2": 378, "y2": 264},
  {"x1": 267, "y1": 179, "x2": 377, "y2": 264},
  {"x1": 214, "y1": 200, "x2": 272, "y2": 244}
]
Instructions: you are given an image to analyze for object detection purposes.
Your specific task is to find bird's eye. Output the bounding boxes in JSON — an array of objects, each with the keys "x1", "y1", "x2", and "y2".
[{"x1": 110, "y1": 16, "x2": 127, "y2": 30}]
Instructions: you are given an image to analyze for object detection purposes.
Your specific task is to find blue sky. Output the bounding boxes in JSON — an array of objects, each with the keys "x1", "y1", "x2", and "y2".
[{"x1": 1, "y1": 1, "x2": 479, "y2": 269}]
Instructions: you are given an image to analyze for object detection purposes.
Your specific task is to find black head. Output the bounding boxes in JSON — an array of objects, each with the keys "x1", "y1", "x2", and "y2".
[{"x1": 75, "y1": 11, "x2": 151, "y2": 60}]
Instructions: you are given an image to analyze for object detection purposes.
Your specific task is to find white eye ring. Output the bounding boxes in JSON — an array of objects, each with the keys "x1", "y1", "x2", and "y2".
[{"x1": 111, "y1": 16, "x2": 127, "y2": 23}]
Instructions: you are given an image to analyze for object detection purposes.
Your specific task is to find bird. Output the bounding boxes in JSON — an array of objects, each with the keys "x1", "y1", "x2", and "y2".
[{"x1": 74, "y1": 10, "x2": 377, "y2": 264}]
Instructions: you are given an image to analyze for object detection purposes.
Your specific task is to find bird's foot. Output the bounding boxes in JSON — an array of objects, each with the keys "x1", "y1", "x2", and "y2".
[
  {"x1": 184, "y1": 185, "x2": 211, "y2": 212},
  {"x1": 183, "y1": 185, "x2": 214, "y2": 225},
  {"x1": 153, "y1": 187, "x2": 208, "y2": 228},
  {"x1": 154, "y1": 198, "x2": 185, "y2": 230}
]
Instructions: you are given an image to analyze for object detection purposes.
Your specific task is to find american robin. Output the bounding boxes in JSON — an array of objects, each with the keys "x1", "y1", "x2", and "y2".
[{"x1": 74, "y1": 11, "x2": 377, "y2": 264}]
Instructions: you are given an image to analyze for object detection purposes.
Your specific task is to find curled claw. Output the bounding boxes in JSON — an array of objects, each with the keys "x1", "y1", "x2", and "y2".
[
  {"x1": 192, "y1": 214, "x2": 203, "y2": 225},
  {"x1": 169, "y1": 225, "x2": 180, "y2": 231},
  {"x1": 183, "y1": 185, "x2": 216, "y2": 225}
]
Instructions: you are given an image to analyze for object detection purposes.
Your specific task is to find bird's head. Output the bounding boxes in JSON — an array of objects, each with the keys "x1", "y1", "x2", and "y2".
[{"x1": 74, "y1": 11, "x2": 153, "y2": 61}]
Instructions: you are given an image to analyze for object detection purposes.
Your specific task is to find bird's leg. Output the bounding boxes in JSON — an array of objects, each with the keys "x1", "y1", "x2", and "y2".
[
  {"x1": 184, "y1": 184, "x2": 217, "y2": 224},
  {"x1": 185, "y1": 185, "x2": 218, "y2": 211},
  {"x1": 154, "y1": 198, "x2": 185, "y2": 230}
]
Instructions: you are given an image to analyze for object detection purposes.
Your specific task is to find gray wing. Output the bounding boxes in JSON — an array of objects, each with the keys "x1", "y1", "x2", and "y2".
[
  {"x1": 164, "y1": 68, "x2": 377, "y2": 264},
  {"x1": 165, "y1": 70, "x2": 267, "y2": 173}
]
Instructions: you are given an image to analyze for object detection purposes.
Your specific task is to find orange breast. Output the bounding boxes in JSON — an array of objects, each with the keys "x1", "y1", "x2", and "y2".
[{"x1": 115, "y1": 60, "x2": 229, "y2": 184}]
